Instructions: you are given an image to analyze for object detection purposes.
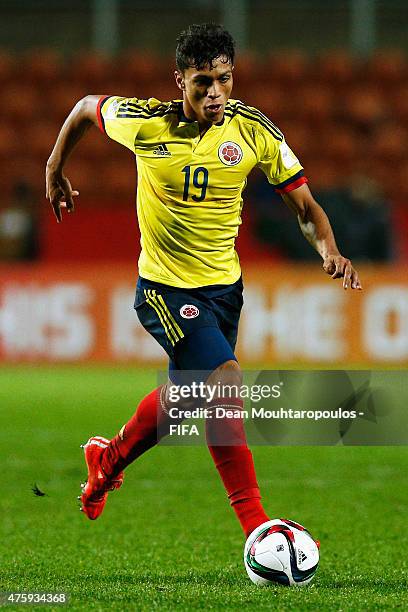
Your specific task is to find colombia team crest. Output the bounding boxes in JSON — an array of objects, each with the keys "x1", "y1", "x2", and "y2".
[
  {"x1": 180, "y1": 304, "x2": 200, "y2": 319},
  {"x1": 218, "y1": 141, "x2": 243, "y2": 166}
]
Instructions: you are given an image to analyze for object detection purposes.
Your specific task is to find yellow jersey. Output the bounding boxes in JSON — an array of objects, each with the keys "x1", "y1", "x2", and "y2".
[{"x1": 98, "y1": 96, "x2": 306, "y2": 288}]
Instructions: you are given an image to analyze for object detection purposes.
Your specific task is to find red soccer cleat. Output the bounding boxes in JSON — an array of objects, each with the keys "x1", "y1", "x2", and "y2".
[{"x1": 79, "y1": 436, "x2": 124, "y2": 520}]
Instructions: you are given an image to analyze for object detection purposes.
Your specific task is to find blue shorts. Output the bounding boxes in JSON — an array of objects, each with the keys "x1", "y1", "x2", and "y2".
[{"x1": 134, "y1": 276, "x2": 243, "y2": 374}]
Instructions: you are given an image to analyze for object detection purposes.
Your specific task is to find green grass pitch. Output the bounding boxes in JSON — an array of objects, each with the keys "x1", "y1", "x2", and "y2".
[{"x1": 1, "y1": 366, "x2": 407, "y2": 610}]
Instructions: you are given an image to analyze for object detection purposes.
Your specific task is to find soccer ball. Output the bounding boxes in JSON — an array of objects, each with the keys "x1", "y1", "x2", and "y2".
[{"x1": 244, "y1": 519, "x2": 320, "y2": 587}]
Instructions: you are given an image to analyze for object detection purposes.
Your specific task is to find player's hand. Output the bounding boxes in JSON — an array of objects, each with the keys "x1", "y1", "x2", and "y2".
[
  {"x1": 323, "y1": 254, "x2": 362, "y2": 290},
  {"x1": 46, "y1": 165, "x2": 79, "y2": 223}
]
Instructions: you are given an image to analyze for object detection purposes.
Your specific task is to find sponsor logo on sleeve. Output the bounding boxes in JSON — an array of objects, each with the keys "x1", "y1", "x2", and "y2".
[
  {"x1": 279, "y1": 142, "x2": 299, "y2": 169},
  {"x1": 106, "y1": 100, "x2": 119, "y2": 119}
]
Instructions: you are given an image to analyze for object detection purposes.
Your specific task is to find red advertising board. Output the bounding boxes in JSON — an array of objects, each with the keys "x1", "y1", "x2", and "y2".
[{"x1": 0, "y1": 263, "x2": 407, "y2": 365}]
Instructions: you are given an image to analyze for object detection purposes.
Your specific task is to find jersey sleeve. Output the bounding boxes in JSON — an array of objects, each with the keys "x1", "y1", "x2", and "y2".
[
  {"x1": 96, "y1": 95, "x2": 151, "y2": 152},
  {"x1": 255, "y1": 123, "x2": 308, "y2": 194}
]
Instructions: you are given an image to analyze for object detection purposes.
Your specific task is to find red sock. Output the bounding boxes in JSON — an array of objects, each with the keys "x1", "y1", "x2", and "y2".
[
  {"x1": 102, "y1": 386, "x2": 171, "y2": 477},
  {"x1": 206, "y1": 397, "x2": 270, "y2": 537}
]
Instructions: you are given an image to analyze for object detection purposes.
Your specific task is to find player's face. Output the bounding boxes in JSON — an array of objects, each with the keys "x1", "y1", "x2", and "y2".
[{"x1": 175, "y1": 56, "x2": 233, "y2": 125}]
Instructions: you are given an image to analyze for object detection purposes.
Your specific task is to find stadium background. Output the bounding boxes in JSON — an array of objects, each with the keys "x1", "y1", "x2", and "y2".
[
  {"x1": 1, "y1": 2, "x2": 408, "y2": 609},
  {"x1": 1, "y1": 0, "x2": 408, "y2": 366}
]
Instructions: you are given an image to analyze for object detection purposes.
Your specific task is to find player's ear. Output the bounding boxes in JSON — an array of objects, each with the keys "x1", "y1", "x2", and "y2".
[{"x1": 174, "y1": 70, "x2": 185, "y2": 91}]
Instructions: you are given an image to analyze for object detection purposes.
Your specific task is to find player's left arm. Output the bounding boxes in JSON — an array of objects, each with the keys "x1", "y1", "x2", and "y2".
[{"x1": 281, "y1": 183, "x2": 362, "y2": 290}]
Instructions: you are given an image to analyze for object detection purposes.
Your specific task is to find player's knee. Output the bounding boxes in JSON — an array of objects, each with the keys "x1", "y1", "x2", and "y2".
[
  {"x1": 163, "y1": 380, "x2": 200, "y2": 412},
  {"x1": 207, "y1": 359, "x2": 242, "y2": 393},
  {"x1": 163, "y1": 360, "x2": 242, "y2": 412}
]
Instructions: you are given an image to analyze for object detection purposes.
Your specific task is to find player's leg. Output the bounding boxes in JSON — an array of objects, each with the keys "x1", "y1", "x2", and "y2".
[
  {"x1": 79, "y1": 279, "x2": 182, "y2": 518},
  {"x1": 79, "y1": 436, "x2": 124, "y2": 519},
  {"x1": 208, "y1": 285, "x2": 270, "y2": 536},
  {"x1": 171, "y1": 327, "x2": 269, "y2": 537},
  {"x1": 80, "y1": 380, "x2": 187, "y2": 517},
  {"x1": 81, "y1": 328, "x2": 268, "y2": 532},
  {"x1": 98, "y1": 278, "x2": 207, "y2": 480},
  {"x1": 80, "y1": 278, "x2": 209, "y2": 518},
  {"x1": 80, "y1": 277, "x2": 268, "y2": 530},
  {"x1": 100, "y1": 384, "x2": 177, "y2": 477},
  {"x1": 205, "y1": 359, "x2": 269, "y2": 538}
]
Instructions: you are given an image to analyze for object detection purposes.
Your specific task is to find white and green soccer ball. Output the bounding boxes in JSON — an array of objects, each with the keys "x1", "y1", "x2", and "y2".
[{"x1": 244, "y1": 519, "x2": 320, "y2": 587}]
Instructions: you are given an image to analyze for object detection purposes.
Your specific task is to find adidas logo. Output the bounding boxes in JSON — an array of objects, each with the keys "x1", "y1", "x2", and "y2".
[
  {"x1": 153, "y1": 143, "x2": 171, "y2": 156},
  {"x1": 298, "y1": 549, "x2": 308, "y2": 564}
]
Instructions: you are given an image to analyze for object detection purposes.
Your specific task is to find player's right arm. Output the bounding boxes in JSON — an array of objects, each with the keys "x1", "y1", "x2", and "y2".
[{"x1": 46, "y1": 95, "x2": 100, "y2": 222}]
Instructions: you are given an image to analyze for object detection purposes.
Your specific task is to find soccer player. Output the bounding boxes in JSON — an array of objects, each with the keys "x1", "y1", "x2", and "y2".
[{"x1": 46, "y1": 24, "x2": 361, "y2": 537}]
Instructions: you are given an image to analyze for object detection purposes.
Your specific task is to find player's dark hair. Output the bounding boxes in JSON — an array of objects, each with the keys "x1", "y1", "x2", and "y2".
[{"x1": 176, "y1": 23, "x2": 235, "y2": 71}]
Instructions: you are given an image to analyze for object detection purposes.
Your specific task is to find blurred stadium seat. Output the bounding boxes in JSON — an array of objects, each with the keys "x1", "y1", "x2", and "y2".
[
  {"x1": 0, "y1": 50, "x2": 17, "y2": 83},
  {"x1": 117, "y1": 50, "x2": 164, "y2": 82},
  {"x1": 367, "y1": 49, "x2": 408, "y2": 85},
  {"x1": 276, "y1": 121, "x2": 312, "y2": 157},
  {"x1": 294, "y1": 84, "x2": 334, "y2": 123},
  {"x1": 67, "y1": 51, "x2": 114, "y2": 88},
  {"x1": 265, "y1": 50, "x2": 309, "y2": 85},
  {"x1": 233, "y1": 52, "x2": 261, "y2": 86},
  {"x1": 28, "y1": 121, "x2": 61, "y2": 159},
  {"x1": 1, "y1": 48, "x2": 407, "y2": 262},
  {"x1": 23, "y1": 48, "x2": 61, "y2": 84},
  {"x1": 342, "y1": 86, "x2": 387, "y2": 130},
  {"x1": 47, "y1": 84, "x2": 89, "y2": 122},
  {"x1": 371, "y1": 123, "x2": 408, "y2": 163},
  {"x1": 241, "y1": 87, "x2": 284, "y2": 117},
  {"x1": 391, "y1": 84, "x2": 408, "y2": 124},
  {"x1": 102, "y1": 159, "x2": 137, "y2": 201},
  {"x1": 316, "y1": 50, "x2": 359, "y2": 87},
  {"x1": 2, "y1": 83, "x2": 39, "y2": 123},
  {"x1": 302, "y1": 159, "x2": 344, "y2": 192},
  {"x1": 0, "y1": 123, "x2": 21, "y2": 158},
  {"x1": 63, "y1": 157, "x2": 102, "y2": 198},
  {"x1": 74, "y1": 129, "x2": 112, "y2": 161}
]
